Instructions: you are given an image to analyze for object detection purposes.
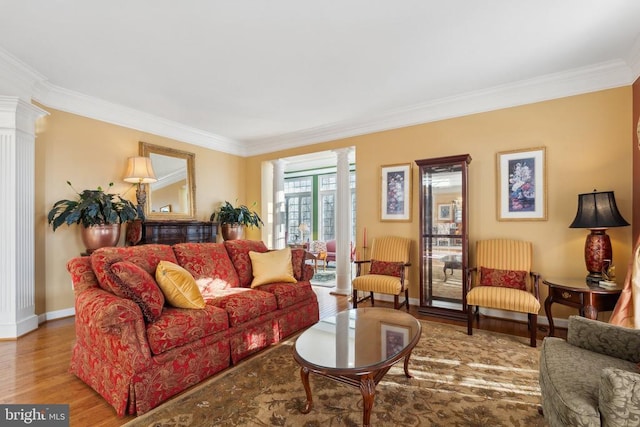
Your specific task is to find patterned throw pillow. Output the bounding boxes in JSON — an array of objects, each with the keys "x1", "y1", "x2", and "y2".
[
  {"x1": 369, "y1": 260, "x2": 404, "y2": 277},
  {"x1": 248, "y1": 248, "x2": 297, "y2": 288},
  {"x1": 156, "y1": 261, "x2": 206, "y2": 309},
  {"x1": 480, "y1": 267, "x2": 527, "y2": 290},
  {"x1": 107, "y1": 261, "x2": 165, "y2": 322}
]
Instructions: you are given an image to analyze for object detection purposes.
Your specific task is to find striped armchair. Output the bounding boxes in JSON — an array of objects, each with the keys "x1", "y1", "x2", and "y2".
[
  {"x1": 352, "y1": 236, "x2": 412, "y2": 311},
  {"x1": 465, "y1": 239, "x2": 541, "y2": 347}
]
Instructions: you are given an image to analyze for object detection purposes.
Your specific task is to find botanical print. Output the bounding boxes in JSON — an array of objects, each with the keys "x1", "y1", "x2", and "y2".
[
  {"x1": 508, "y1": 157, "x2": 536, "y2": 212},
  {"x1": 386, "y1": 171, "x2": 405, "y2": 215}
]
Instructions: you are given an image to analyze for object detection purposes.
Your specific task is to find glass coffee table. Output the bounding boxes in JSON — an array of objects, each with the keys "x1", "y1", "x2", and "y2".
[{"x1": 293, "y1": 307, "x2": 422, "y2": 427}]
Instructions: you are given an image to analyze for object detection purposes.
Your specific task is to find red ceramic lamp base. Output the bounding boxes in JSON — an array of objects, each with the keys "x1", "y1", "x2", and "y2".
[{"x1": 584, "y1": 229, "x2": 612, "y2": 282}]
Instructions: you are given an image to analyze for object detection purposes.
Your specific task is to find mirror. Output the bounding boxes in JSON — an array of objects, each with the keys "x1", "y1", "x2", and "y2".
[{"x1": 139, "y1": 141, "x2": 196, "y2": 220}]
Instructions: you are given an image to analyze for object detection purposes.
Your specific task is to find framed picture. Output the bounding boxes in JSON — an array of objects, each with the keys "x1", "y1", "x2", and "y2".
[
  {"x1": 437, "y1": 203, "x2": 452, "y2": 221},
  {"x1": 380, "y1": 163, "x2": 412, "y2": 222},
  {"x1": 381, "y1": 322, "x2": 410, "y2": 359},
  {"x1": 160, "y1": 204, "x2": 172, "y2": 213},
  {"x1": 496, "y1": 146, "x2": 547, "y2": 221}
]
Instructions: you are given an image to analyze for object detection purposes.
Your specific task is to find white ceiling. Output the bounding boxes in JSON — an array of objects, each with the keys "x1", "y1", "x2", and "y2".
[{"x1": 1, "y1": 1, "x2": 640, "y2": 156}]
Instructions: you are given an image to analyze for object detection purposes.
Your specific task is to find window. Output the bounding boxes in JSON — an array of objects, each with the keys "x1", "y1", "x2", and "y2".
[{"x1": 285, "y1": 177, "x2": 312, "y2": 244}]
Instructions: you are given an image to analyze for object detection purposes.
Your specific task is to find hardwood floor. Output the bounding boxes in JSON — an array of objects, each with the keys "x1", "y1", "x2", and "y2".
[{"x1": 0, "y1": 286, "x2": 564, "y2": 427}]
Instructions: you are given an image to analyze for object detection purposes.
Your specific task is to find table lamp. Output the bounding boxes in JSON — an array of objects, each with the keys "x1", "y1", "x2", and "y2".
[
  {"x1": 298, "y1": 223, "x2": 309, "y2": 244},
  {"x1": 124, "y1": 156, "x2": 157, "y2": 220},
  {"x1": 569, "y1": 190, "x2": 629, "y2": 282}
]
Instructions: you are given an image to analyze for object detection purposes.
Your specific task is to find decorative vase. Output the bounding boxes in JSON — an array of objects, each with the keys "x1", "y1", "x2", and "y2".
[
  {"x1": 81, "y1": 224, "x2": 121, "y2": 253},
  {"x1": 221, "y1": 223, "x2": 245, "y2": 241}
]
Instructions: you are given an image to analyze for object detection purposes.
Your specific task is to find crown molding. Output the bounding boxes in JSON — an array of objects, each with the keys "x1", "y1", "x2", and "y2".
[
  {"x1": 1, "y1": 45, "x2": 637, "y2": 158},
  {"x1": 245, "y1": 59, "x2": 636, "y2": 155},
  {"x1": 33, "y1": 81, "x2": 244, "y2": 156}
]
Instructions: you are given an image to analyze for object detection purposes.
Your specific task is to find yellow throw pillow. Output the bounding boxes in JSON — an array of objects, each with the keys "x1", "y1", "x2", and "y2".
[
  {"x1": 249, "y1": 248, "x2": 297, "y2": 288},
  {"x1": 155, "y1": 260, "x2": 205, "y2": 309}
]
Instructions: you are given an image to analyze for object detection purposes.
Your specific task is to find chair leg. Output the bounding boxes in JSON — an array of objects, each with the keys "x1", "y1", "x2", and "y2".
[
  {"x1": 370, "y1": 292, "x2": 375, "y2": 307},
  {"x1": 529, "y1": 313, "x2": 538, "y2": 347},
  {"x1": 404, "y1": 288, "x2": 410, "y2": 311},
  {"x1": 352, "y1": 289, "x2": 358, "y2": 309},
  {"x1": 467, "y1": 304, "x2": 474, "y2": 335},
  {"x1": 393, "y1": 295, "x2": 399, "y2": 309}
]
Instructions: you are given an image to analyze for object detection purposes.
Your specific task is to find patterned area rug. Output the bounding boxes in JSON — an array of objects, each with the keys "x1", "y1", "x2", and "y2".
[{"x1": 124, "y1": 320, "x2": 545, "y2": 427}]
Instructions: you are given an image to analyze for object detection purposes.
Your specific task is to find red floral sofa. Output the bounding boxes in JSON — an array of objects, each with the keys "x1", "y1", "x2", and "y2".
[{"x1": 66, "y1": 240, "x2": 319, "y2": 417}]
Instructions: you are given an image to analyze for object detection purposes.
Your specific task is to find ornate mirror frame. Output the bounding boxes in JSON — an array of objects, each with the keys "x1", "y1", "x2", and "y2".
[{"x1": 139, "y1": 141, "x2": 196, "y2": 220}]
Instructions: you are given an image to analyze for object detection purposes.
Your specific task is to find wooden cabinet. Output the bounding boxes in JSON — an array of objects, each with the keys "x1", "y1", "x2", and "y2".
[
  {"x1": 127, "y1": 220, "x2": 218, "y2": 245},
  {"x1": 415, "y1": 154, "x2": 471, "y2": 320}
]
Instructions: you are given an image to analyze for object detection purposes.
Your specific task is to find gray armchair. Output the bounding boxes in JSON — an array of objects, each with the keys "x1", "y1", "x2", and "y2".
[{"x1": 539, "y1": 316, "x2": 640, "y2": 426}]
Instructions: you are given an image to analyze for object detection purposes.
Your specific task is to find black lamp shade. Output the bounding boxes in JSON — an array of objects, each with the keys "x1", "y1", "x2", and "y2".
[{"x1": 569, "y1": 191, "x2": 629, "y2": 229}]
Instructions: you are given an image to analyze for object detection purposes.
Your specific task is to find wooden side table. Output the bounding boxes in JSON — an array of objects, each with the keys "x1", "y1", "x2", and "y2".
[{"x1": 543, "y1": 278, "x2": 623, "y2": 337}]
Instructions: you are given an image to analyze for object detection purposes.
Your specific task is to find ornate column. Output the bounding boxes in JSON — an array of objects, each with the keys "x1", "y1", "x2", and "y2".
[
  {"x1": 271, "y1": 159, "x2": 286, "y2": 250},
  {"x1": 331, "y1": 148, "x2": 353, "y2": 296},
  {"x1": 0, "y1": 96, "x2": 47, "y2": 338}
]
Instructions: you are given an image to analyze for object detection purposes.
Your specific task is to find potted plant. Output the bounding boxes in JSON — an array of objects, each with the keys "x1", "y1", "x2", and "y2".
[
  {"x1": 211, "y1": 200, "x2": 263, "y2": 240},
  {"x1": 47, "y1": 181, "x2": 138, "y2": 253}
]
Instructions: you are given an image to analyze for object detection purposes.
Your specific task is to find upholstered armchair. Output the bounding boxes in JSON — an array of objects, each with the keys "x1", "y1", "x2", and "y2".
[
  {"x1": 308, "y1": 240, "x2": 328, "y2": 271},
  {"x1": 465, "y1": 239, "x2": 541, "y2": 347},
  {"x1": 352, "y1": 236, "x2": 412, "y2": 311},
  {"x1": 539, "y1": 316, "x2": 640, "y2": 426},
  {"x1": 325, "y1": 240, "x2": 336, "y2": 266}
]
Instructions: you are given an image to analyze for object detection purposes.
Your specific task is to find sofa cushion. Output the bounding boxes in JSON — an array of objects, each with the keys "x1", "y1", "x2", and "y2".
[
  {"x1": 254, "y1": 281, "x2": 316, "y2": 310},
  {"x1": 91, "y1": 244, "x2": 178, "y2": 293},
  {"x1": 205, "y1": 288, "x2": 277, "y2": 327},
  {"x1": 249, "y1": 248, "x2": 297, "y2": 288},
  {"x1": 173, "y1": 243, "x2": 241, "y2": 291},
  {"x1": 223, "y1": 240, "x2": 269, "y2": 287},
  {"x1": 155, "y1": 261, "x2": 205, "y2": 309},
  {"x1": 107, "y1": 261, "x2": 165, "y2": 322},
  {"x1": 146, "y1": 304, "x2": 229, "y2": 355}
]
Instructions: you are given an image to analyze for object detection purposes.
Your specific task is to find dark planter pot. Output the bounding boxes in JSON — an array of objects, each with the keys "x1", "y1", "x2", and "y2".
[
  {"x1": 221, "y1": 223, "x2": 245, "y2": 240},
  {"x1": 81, "y1": 224, "x2": 121, "y2": 253}
]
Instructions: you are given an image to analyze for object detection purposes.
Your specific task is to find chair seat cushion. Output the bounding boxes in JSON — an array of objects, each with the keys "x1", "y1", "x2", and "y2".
[
  {"x1": 352, "y1": 274, "x2": 402, "y2": 295},
  {"x1": 467, "y1": 285, "x2": 540, "y2": 314}
]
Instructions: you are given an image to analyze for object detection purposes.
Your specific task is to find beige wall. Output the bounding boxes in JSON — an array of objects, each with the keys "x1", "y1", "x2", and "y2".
[
  {"x1": 36, "y1": 106, "x2": 246, "y2": 315},
  {"x1": 247, "y1": 88, "x2": 633, "y2": 320},
  {"x1": 35, "y1": 87, "x2": 633, "y2": 320}
]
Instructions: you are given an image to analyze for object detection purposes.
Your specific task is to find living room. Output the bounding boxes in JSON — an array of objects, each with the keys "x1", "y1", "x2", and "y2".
[{"x1": 2, "y1": 2, "x2": 640, "y2": 426}]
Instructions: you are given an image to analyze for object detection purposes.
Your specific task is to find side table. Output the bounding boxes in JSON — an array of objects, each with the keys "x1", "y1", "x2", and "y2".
[{"x1": 543, "y1": 278, "x2": 623, "y2": 337}]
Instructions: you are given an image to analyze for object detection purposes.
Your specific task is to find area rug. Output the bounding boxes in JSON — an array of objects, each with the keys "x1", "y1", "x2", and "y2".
[
  {"x1": 124, "y1": 320, "x2": 545, "y2": 427},
  {"x1": 310, "y1": 270, "x2": 336, "y2": 288}
]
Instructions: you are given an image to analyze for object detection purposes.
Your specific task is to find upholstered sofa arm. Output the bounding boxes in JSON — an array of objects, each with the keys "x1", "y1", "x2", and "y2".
[
  {"x1": 599, "y1": 368, "x2": 640, "y2": 426},
  {"x1": 68, "y1": 256, "x2": 152, "y2": 370},
  {"x1": 567, "y1": 316, "x2": 640, "y2": 363}
]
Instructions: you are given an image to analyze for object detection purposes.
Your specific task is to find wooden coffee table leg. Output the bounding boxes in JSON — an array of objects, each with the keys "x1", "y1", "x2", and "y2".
[
  {"x1": 403, "y1": 352, "x2": 413, "y2": 378},
  {"x1": 299, "y1": 366, "x2": 313, "y2": 414},
  {"x1": 359, "y1": 374, "x2": 376, "y2": 427}
]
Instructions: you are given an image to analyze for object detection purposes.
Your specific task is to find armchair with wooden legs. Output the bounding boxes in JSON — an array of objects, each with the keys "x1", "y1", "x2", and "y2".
[
  {"x1": 465, "y1": 239, "x2": 541, "y2": 347},
  {"x1": 352, "y1": 236, "x2": 412, "y2": 311}
]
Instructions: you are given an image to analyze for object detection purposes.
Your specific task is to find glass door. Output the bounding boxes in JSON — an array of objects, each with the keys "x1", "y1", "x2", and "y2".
[{"x1": 415, "y1": 154, "x2": 471, "y2": 320}]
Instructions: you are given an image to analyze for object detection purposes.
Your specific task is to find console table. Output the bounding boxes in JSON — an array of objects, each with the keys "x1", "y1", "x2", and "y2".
[
  {"x1": 543, "y1": 278, "x2": 623, "y2": 337},
  {"x1": 126, "y1": 220, "x2": 218, "y2": 245}
]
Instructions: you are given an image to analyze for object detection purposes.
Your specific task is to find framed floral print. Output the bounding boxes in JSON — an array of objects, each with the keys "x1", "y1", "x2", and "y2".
[
  {"x1": 380, "y1": 163, "x2": 412, "y2": 222},
  {"x1": 496, "y1": 146, "x2": 547, "y2": 221}
]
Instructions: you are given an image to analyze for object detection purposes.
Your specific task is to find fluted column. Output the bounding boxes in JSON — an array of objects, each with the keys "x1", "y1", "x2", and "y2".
[
  {"x1": 271, "y1": 159, "x2": 286, "y2": 250},
  {"x1": 0, "y1": 97, "x2": 47, "y2": 338},
  {"x1": 331, "y1": 148, "x2": 352, "y2": 296}
]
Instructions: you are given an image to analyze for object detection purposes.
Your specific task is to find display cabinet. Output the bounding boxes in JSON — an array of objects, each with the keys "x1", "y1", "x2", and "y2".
[{"x1": 415, "y1": 154, "x2": 471, "y2": 320}]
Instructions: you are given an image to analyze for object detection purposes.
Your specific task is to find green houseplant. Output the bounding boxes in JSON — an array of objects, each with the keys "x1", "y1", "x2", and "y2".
[
  {"x1": 47, "y1": 181, "x2": 138, "y2": 252},
  {"x1": 211, "y1": 200, "x2": 263, "y2": 240}
]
